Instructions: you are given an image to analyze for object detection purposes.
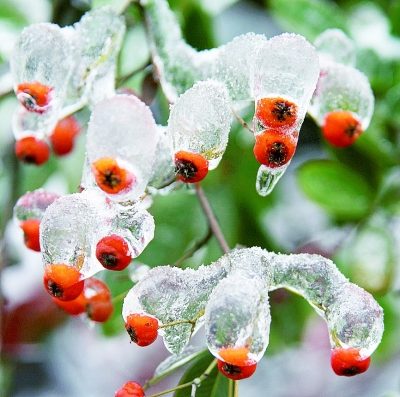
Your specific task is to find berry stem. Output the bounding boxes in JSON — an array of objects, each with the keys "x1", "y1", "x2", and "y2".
[
  {"x1": 232, "y1": 108, "x2": 254, "y2": 134},
  {"x1": 172, "y1": 227, "x2": 213, "y2": 267},
  {"x1": 195, "y1": 183, "x2": 230, "y2": 255},
  {"x1": 234, "y1": 380, "x2": 239, "y2": 397},
  {"x1": 158, "y1": 309, "x2": 205, "y2": 335}
]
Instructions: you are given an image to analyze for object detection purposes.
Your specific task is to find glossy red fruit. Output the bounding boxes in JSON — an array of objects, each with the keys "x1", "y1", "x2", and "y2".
[
  {"x1": 217, "y1": 346, "x2": 258, "y2": 380},
  {"x1": 115, "y1": 381, "x2": 145, "y2": 397},
  {"x1": 43, "y1": 264, "x2": 84, "y2": 301},
  {"x1": 331, "y1": 347, "x2": 371, "y2": 376},
  {"x1": 96, "y1": 234, "x2": 132, "y2": 271},
  {"x1": 125, "y1": 313, "x2": 159, "y2": 347},
  {"x1": 322, "y1": 110, "x2": 363, "y2": 147},
  {"x1": 16, "y1": 82, "x2": 53, "y2": 113},
  {"x1": 174, "y1": 150, "x2": 209, "y2": 183},
  {"x1": 19, "y1": 218, "x2": 41, "y2": 252},
  {"x1": 255, "y1": 97, "x2": 298, "y2": 129},
  {"x1": 91, "y1": 157, "x2": 135, "y2": 194},
  {"x1": 52, "y1": 293, "x2": 86, "y2": 316},
  {"x1": 217, "y1": 360, "x2": 257, "y2": 380},
  {"x1": 15, "y1": 136, "x2": 50, "y2": 165},
  {"x1": 83, "y1": 278, "x2": 113, "y2": 322},
  {"x1": 253, "y1": 130, "x2": 297, "y2": 167},
  {"x1": 49, "y1": 115, "x2": 81, "y2": 156}
]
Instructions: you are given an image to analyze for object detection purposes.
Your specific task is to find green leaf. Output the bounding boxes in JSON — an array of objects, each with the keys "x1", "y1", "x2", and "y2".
[
  {"x1": 269, "y1": 0, "x2": 348, "y2": 41},
  {"x1": 174, "y1": 352, "x2": 229, "y2": 397},
  {"x1": 296, "y1": 159, "x2": 374, "y2": 220}
]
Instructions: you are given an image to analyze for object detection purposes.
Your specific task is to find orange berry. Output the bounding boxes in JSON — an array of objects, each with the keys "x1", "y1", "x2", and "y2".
[
  {"x1": 96, "y1": 234, "x2": 132, "y2": 271},
  {"x1": 174, "y1": 150, "x2": 209, "y2": 183},
  {"x1": 217, "y1": 359, "x2": 257, "y2": 381},
  {"x1": 91, "y1": 157, "x2": 135, "y2": 194},
  {"x1": 83, "y1": 278, "x2": 113, "y2": 323},
  {"x1": 19, "y1": 218, "x2": 41, "y2": 252},
  {"x1": 330, "y1": 347, "x2": 371, "y2": 376},
  {"x1": 219, "y1": 346, "x2": 255, "y2": 366},
  {"x1": 255, "y1": 97, "x2": 298, "y2": 129},
  {"x1": 52, "y1": 294, "x2": 86, "y2": 316},
  {"x1": 125, "y1": 313, "x2": 159, "y2": 347},
  {"x1": 15, "y1": 136, "x2": 50, "y2": 165},
  {"x1": 115, "y1": 381, "x2": 145, "y2": 397},
  {"x1": 43, "y1": 264, "x2": 84, "y2": 301},
  {"x1": 49, "y1": 116, "x2": 81, "y2": 156},
  {"x1": 16, "y1": 82, "x2": 53, "y2": 113},
  {"x1": 322, "y1": 110, "x2": 363, "y2": 148},
  {"x1": 253, "y1": 130, "x2": 297, "y2": 167}
]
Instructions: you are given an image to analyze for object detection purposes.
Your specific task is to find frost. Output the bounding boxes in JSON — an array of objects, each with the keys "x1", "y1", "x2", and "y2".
[{"x1": 167, "y1": 80, "x2": 232, "y2": 169}]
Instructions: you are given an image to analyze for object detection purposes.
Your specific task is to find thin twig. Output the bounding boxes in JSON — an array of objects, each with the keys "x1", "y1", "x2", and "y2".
[
  {"x1": 234, "y1": 380, "x2": 239, "y2": 397},
  {"x1": 195, "y1": 183, "x2": 230, "y2": 255},
  {"x1": 232, "y1": 108, "x2": 254, "y2": 134}
]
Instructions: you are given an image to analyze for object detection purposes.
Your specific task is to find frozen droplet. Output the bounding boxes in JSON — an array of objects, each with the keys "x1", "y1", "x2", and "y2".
[
  {"x1": 86, "y1": 94, "x2": 158, "y2": 201},
  {"x1": 205, "y1": 271, "x2": 271, "y2": 363},
  {"x1": 255, "y1": 164, "x2": 287, "y2": 196},
  {"x1": 253, "y1": 33, "x2": 320, "y2": 128},
  {"x1": 167, "y1": 80, "x2": 232, "y2": 169},
  {"x1": 13, "y1": 189, "x2": 60, "y2": 223},
  {"x1": 314, "y1": 29, "x2": 356, "y2": 67},
  {"x1": 122, "y1": 262, "x2": 228, "y2": 354},
  {"x1": 210, "y1": 33, "x2": 268, "y2": 105},
  {"x1": 40, "y1": 188, "x2": 113, "y2": 278},
  {"x1": 326, "y1": 282, "x2": 384, "y2": 356},
  {"x1": 309, "y1": 62, "x2": 374, "y2": 130},
  {"x1": 73, "y1": 7, "x2": 126, "y2": 107}
]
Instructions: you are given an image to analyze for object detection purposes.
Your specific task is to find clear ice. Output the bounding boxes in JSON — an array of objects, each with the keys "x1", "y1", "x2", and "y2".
[{"x1": 255, "y1": 164, "x2": 288, "y2": 197}]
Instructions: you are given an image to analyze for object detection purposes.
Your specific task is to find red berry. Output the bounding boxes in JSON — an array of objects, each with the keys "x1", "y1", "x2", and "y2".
[
  {"x1": 49, "y1": 116, "x2": 81, "y2": 156},
  {"x1": 331, "y1": 347, "x2": 371, "y2": 376},
  {"x1": 96, "y1": 234, "x2": 132, "y2": 271},
  {"x1": 322, "y1": 110, "x2": 363, "y2": 147},
  {"x1": 19, "y1": 218, "x2": 41, "y2": 252},
  {"x1": 255, "y1": 97, "x2": 298, "y2": 129},
  {"x1": 125, "y1": 313, "x2": 159, "y2": 347},
  {"x1": 15, "y1": 136, "x2": 50, "y2": 165},
  {"x1": 52, "y1": 294, "x2": 86, "y2": 316},
  {"x1": 83, "y1": 278, "x2": 113, "y2": 322},
  {"x1": 16, "y1": 82, "x2": 53, "y2": 113},
  {"x1": 253, "y1": 130, "x2": 297, "y2": 167},
  {"x1": 91, "y1": 157, "x2": 135, "y2": 194},
  {"x1": 115, "y1": 381, "x2": 145, "y2": 397},
  {"x1": 174, "y1": 150, "x2": 209, "y2": 183},
  {"x1": 43, "y1": 264, "x2": 84, "y2": 301},
  {"x1": 217, "y1": 346, "x2": 257, "y2": 380}
]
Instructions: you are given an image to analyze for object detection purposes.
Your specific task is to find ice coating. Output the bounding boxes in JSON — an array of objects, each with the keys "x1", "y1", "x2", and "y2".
[
  {"x1": 210, "y1": 33, "x2": 268, "y2": 106},
  {"x1": 255, "y1": 164, "x2": 288, "y2": 197},
  {"x1": 167, "y1": 80, "x2": 232, "y2": 169},
  {"x1": 86, "y1": 94, "x2": 158, "y2": 201},
  {"x1": 13, "y1": 189, "x2": 60, "y2": 223},
  {"x1": 253, "y1": 33, "x2": 320, "y2": 127},
  {"x1": 314, "y1": 29, "x2": 356, "y2": 67},
  {"x1": 205, "y1": 270, "x2": 271, "y2": 363},
  {"x1": 110, "y1": 206, "x2": 155, "y2": 258},
  {"x1": 122, "y1": 263, "x2": 228, "y2": 354},
  {"x1": 40, "y1": 189, "x2": 113, "y2": 279},
  {"x1": 72, "y1": 7, "x2": 126, "y2": 107},
  {"x1": 309, "y1": 62, "x2": 374, "y2": 129},
  {"x1": 10, "y1": 23, "x2": 76, "y2": 111}
]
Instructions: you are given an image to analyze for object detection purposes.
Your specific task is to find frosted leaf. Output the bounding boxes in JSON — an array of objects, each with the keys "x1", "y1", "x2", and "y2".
[
  {"x1": 12, "y1": 105, "x2": 57, "y2": 140},
  {"x1": 73, "y1": 7, "x2": 126, "y2": 107},
  {"x1": 210, "y1": 33, "x2": 268, "y2": 105},
  {"x1": 314, "y1": 29, "x2": 356, "y2": 67},
  {"x1": 122, "y1": 263, "x2": 228, "y2": 354},
  {"x1": 13, "y1": 189, "x2": 60, "y2": 223},
  {"x1": 167, "y1": 80, "x2": 232, "y2": 169},
  {"x1": 205, "y1": 271, "x2": 271, "y2": 363},
  {"x1": 40, "y1": 188, "x2": 113, "y2": 279},
  {"x1": 111, "y1": 206, "x2": 155, "y2": 258},
  {"x1": 147, "y1": 126, "x2": 175, "y2": 189},
  {"x1": 255, "y1": 164, "x2": 287, "y2": 197},
  {"x1": 253, "y1": 33, "x2": 320, "y2": 127},
  {"x1": 86, "y1": 95, "x2": 158, "y2": 202},
  {"x1": 325, "y1": 282, "x2": 384, "y2": 356},
  {"x1": 10, "y1": 23, "x2": 77, "y2": 112},
  {"x1": 80, "y1": 154, "x2": 98, "y2": 190},
  {"x1": 271, "y1": 253, "x2": 348, "y2": 314},
  {"x1": 309, "y1": 62, "x2": 374, "y2": 129}
]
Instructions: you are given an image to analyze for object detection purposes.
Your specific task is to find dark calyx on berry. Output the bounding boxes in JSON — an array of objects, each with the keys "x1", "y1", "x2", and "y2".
[
  {"x1": 173, "y1": 151, "x2": 209, "y2": 183},
  {"x1": 125, "y1": 324, "x2": 139, "y2": 343},
  {"x1": 175, "y1": 159, "x2": 197, "y2": 180},
  {"x1": 267, "y1": 141, "x2": 289, "y2": 166},
  {"x1": 272, "y1": 100, "x2": 296, "y2": 122},
  {"x1": 47, "y1": 280, "x2": 64, "y2": 298},
  {"x1": 221, "y1": 363, "x2": 242, "y2": 376},
  {"x1": 99, "y1": 253, "x2": 118, "y2": 268}
]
